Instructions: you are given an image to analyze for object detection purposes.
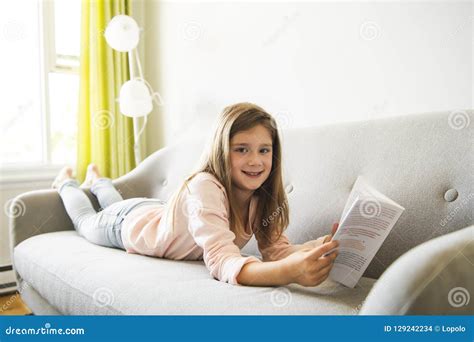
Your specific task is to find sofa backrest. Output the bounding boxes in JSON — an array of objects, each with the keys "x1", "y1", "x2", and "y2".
[{"x1": 115, "y1": 109, "x2": 473, "y2": 279}]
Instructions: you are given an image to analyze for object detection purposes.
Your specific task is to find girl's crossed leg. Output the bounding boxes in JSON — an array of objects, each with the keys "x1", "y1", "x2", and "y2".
[{"x1": 54, "y1": 164, "x2": 138, "y2": 249}]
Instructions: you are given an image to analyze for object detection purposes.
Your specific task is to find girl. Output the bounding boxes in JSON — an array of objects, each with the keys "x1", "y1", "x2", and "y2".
[{"x1": 53, "y1": 102, "x2": 339, "y2": 287}]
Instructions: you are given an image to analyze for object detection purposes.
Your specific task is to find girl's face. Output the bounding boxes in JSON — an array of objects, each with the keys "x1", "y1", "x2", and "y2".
[{"x1": 229, "y1": 124, "x2": 273, "y2": 195}]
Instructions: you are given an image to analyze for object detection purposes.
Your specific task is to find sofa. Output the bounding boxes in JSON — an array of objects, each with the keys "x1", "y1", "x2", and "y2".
[{"x1": 9, "y1": 109, "x2": 473, "y2": 315}]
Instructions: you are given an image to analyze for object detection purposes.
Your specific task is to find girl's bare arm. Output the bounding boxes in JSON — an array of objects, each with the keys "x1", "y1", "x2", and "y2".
[
  {"x1": 237, "y1": 240, "x2": 339, "y2": 287},
  {"x1": 236, "y1": 259, "x2": 292, "y2": 286}
]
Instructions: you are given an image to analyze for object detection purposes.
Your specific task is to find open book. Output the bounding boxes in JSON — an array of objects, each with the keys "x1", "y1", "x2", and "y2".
[{"x1": 324, "y1": 176, "x2": 405, "y2": 288}]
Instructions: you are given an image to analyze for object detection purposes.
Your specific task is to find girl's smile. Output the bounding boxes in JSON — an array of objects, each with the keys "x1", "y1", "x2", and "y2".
[{"x1": 242, "y1": 170, "x2": 264, "y2": 178}]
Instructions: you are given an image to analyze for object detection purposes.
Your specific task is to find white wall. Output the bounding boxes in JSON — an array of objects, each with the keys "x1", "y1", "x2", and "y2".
[{"x1": 143, "y1": 0, "x2": 472, "y2": 153}]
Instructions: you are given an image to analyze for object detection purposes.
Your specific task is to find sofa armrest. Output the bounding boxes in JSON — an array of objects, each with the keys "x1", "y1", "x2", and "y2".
[
  {"x1": 359, "y1": 225, "x2": 474, "y2": 315},
  {"x1": 8, "y1": 189, "x2": 75, "y2": 252},
  {"x1": 7, "y1": 188, "x2": 77, "y2": 285}
]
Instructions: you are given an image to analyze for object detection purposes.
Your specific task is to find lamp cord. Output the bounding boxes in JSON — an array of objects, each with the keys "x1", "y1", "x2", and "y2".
[{"x1": 129, "y1": 48, "x2": 163, "y2": 163}]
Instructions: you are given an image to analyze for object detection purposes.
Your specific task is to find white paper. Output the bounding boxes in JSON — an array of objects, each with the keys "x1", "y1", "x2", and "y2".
[{"x1": 327, "y1": 176, "x2": 405, "y2": 288}]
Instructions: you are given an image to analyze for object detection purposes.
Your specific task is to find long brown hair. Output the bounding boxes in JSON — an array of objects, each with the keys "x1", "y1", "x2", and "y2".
[{"x1": 166, "y1": 102, "x2": 289, "y2": 245}]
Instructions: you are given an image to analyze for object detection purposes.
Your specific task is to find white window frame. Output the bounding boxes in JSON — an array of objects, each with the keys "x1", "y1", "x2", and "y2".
[{"x1": 0, "y1": 0, "x2": 79, "y2": 184}]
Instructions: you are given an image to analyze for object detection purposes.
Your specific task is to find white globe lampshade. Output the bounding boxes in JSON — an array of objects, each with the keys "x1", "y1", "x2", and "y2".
[
  {"x1": 104, "y1": 15, "x2": 140, "y2": 52},
  {"x1": 119, "y1": 80, "x2": 153, "y2": 117}
]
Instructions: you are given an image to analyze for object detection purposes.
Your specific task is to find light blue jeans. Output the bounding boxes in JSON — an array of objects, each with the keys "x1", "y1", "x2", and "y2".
[{"x1": 57, "y1": 178, "x2": 166, "y2": 249}]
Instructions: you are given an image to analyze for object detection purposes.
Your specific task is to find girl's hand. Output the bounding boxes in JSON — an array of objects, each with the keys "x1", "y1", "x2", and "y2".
[
  {"x1": 323, "y1": 222, "x2": 339, "y2": 243},
  {"x1": 283, "y1": 240, "x2": 339, "y2": 287}
]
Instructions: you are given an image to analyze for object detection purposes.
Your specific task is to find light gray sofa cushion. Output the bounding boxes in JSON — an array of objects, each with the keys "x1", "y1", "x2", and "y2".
[
  {"x1": 14, "y1": 231, "x2": 375, "y2": 315},
  {"x1": 360, "y1": 225, "x2": 474, "y2": 315},
  {"x1": 19, "y1": 281, "x2": 61, "y2": 315}
]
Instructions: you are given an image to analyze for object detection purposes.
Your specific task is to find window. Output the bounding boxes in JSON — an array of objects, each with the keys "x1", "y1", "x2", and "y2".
[{"x1": 0, "y1": 0, "x2": 80, "y2": 171}]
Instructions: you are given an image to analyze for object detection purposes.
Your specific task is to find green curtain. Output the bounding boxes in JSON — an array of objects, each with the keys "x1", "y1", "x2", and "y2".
[{"x1": 77, "y1": 0, "x2": 136, "y2": 182}]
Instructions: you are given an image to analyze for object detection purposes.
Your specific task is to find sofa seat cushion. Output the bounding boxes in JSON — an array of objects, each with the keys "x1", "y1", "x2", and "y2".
[{"x1": 14, "y1": 231, "x2": 375, "y2": 315}]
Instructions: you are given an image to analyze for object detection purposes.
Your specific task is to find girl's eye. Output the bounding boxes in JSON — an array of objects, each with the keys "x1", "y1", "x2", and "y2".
[{"x1": 235, "y1": 148, "x2": 271, "y2": 153}]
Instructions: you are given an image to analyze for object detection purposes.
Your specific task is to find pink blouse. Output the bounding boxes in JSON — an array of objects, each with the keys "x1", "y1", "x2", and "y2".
[{"x1": 121, "y1": 172, "x2": 295, "y2": 285}]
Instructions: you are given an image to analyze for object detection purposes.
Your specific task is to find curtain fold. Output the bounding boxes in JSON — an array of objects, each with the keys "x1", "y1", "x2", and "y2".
[{"x1": 77, "y1": 0, "x2": 136, "y2": 182}]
